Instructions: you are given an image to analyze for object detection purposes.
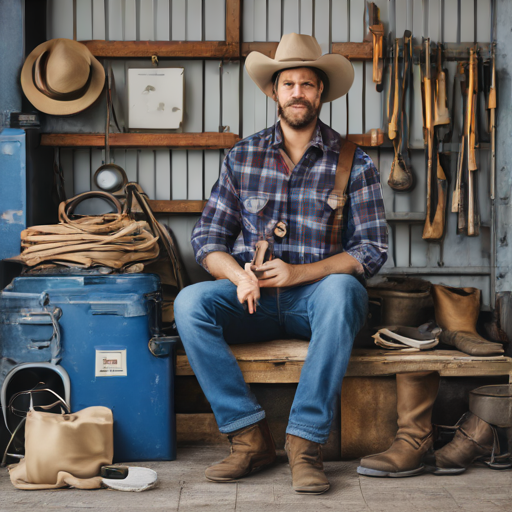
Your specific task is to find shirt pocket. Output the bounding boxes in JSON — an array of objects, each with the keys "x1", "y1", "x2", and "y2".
[{"x1": 241, "y1": 193, "x2": 270, "y2": 235}]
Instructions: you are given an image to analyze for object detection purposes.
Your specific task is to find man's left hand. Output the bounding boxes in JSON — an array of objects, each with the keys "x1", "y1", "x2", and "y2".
[{"x1": 255, "y1": 259, "x2": 302, "y2": 288}]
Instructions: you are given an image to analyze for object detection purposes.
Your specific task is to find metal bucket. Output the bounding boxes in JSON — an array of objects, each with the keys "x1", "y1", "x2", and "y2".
[
  {"x1": 469, "y1": 384, "x2": 512, "y2": 427},
  {"x1": 368, "y1": 284, "x2": 434, "y2": 327}
]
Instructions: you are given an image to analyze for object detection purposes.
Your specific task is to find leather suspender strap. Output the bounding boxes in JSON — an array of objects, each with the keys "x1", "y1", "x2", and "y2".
[{"x1": 333, "y1": 138, "x2": 357, "y2": 198}]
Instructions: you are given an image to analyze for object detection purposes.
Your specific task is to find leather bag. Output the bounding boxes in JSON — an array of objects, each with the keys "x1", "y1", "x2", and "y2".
[{"x1": 9, "y1": 406, "x2": 113, "y2": 490}]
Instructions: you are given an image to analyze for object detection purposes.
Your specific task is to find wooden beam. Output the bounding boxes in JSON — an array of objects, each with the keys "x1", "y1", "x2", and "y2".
[
  {"x1": 242, "y1": 41, "x2": 374, "y2": 61},
  {"x1": 241, "y1": 42, "x2": 278, "y2": 58},
  {"x1": 148, "y1": 200, "x2": 207, "y2": 214},
  {"x1": 225, "y1": 0, "x2": 241, "y2": 53},
  {"x1": 40, "y1": 132, "x2": 240, "y2": 149},
  {"x1": 332, "y1": 42, "x2": 373, "y2": 61},
  {"x1": 80, "y1": 40, "x2": 237, "y2": 59}
]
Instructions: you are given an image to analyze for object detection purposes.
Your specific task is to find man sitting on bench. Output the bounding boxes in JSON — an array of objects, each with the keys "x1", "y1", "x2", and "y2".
[{"x1": 175, "y1": 33, "x2": 388, "y2": 495}]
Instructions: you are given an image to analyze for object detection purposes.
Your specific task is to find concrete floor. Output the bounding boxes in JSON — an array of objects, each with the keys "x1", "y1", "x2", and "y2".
[{"x1": 1, "y1": 447, "x2": 511, "y2": 512}]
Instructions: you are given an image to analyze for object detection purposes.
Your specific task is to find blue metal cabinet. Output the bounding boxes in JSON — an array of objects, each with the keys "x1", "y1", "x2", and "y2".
[{"x1": 2, "y1": 274, "x2": 177, "y2": 462}]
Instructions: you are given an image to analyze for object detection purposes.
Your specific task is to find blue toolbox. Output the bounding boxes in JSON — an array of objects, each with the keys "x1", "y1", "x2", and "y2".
[{"x1": 1, "y1": 274, "x2": 177, "y2": 462}]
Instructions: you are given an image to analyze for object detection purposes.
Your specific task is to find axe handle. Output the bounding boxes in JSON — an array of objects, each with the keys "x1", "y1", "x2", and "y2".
[
  {"x1": 388, "y1": 39, "x2": 400, "y2": 140},
  {"x1": 434, "y1": 45, "x2": 450, "y2": 126},
  {"x1": 489, "y1": 44, "x2": 496, "y2": 200},
  {"x1": 467, "y1": 48, "x2": 479, "y2": 236}
]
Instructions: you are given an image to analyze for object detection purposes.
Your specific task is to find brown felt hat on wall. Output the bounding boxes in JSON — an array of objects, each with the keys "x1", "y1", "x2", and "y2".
[
  {"x1": 21, "y1": 38, "x2": 105, "y2": 116},
  {"x1": 245, "y1": 33, "x2": 354, "y2": 103}
]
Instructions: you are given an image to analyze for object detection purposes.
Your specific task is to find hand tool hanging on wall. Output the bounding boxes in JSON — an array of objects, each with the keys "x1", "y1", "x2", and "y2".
[
  {"x1": 365, "y1": 2, "x2": 385, "y2": 92},
  {"x1": 488, "y1": 43, "x2": 496, "y2": 205},
  {"x1": 467, "y1": 46, "x2": 480, "y2": 237},
  {"x1": 422, "y1": 39, "x2": 448, "y2": 241},
  {"x1": 383, "y1": 32, "x2": 394, "y2": 131},
  {"x1": 388, "y1": 38, "x2": 400, "y2": 142},
  {"x1": 388, "y1": 31, "x2": 414, "y2": 192},
  {"x1": 453, "y1": 62, "x2": 467, "y2": 233}
]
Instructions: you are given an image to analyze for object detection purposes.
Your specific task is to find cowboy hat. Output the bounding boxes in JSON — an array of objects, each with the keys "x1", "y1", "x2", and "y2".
[
  {"x1": 245, "y1": 33, "x2": 354, "y2": 103},
  {"x1": 21, "y1": 39, "x2": 105, "y2": 116}
]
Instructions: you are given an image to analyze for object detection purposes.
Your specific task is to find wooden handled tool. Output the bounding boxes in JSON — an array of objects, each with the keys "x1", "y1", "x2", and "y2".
[
  {"x1": 388, "y1": 31, "x2": 414, "y2": 192},
  {"x1": 434, "y1": 44, "x2": 450, "y2": 127},
  {"x1": 388, "y1": 39, "x2": 400, "y2": 140},
  {"x1": 422, "y1": 39, "x2": 448, "y2": 241},
  {"x1": 489, "y1": 44, "x2": 496, "y2": 201},
  {"x1": 467, "y1": 46, "x2": 480, "y2": 237}
]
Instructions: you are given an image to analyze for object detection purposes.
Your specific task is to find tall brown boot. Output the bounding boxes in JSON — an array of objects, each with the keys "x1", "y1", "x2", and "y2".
[
  {"x1": 357, "y1": 371, "x2": 440, "y2": 477},
  {"x1": 285, "y1": 434, "x2": 330, "y2": 494},
  {"x1": 205, "y1": 419, "x2": 276, "y2": 482},
  {"x1": 431, "y1": 285, "x2": 504, "y2": 356}
]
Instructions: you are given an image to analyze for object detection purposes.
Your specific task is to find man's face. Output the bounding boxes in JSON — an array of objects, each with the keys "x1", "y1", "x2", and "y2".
[{"x1": 275, "y1": 68, "x2": 324, "y2": 130}]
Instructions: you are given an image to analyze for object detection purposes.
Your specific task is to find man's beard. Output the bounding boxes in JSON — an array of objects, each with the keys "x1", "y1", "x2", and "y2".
[{"x1": 278, "y1": 98, "x2": 321, "y2": 129}]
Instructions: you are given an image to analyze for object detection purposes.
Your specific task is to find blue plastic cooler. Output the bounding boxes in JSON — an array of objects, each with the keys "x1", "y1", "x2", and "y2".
[{"x1": 3, "y1": 274, "x2": 176, "y2": 462}]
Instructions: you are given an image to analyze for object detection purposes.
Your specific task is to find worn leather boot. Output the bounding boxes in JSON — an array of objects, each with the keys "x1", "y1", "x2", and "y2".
[
  {"x1": 431, "y1": 285, "x2": 504, "y2": 356},
  {"x1": 432, "y1": 412, "x2": 500, "y2": 475},
  {"x1": 204, "y1": 419, "x2": 276, "y2": 482},
  {"x1": 357, "y1": 371, "x2": 440, "y2": 477},
  {"x1": 285, "y1": 434, "x2": 330, "y2": 494}
]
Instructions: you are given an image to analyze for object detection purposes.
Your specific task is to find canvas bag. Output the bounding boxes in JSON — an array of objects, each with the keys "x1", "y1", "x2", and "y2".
[{"x1": 9, "y1": 406, "x2": 113, "y2": 490}]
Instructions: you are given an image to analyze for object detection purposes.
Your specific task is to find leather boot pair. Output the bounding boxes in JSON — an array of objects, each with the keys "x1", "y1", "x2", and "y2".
[
  {"x1": 432, "y1": 412, "x2": 505, "y2": 474},
  {"x1": 285, "y1": 434, "x2": 330, "y2": 494},
  {"x1": 205, "y1": 419, "x2": 276, "y2": 482},
  {"x1": 357, "y1": 371, "x2": 440, "y2": 477},
  {"x1": 431, "y1": 285, "x2": 504, "y2": 356}
]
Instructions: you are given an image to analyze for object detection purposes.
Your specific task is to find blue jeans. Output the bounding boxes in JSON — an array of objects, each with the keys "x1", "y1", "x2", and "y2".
[{"x1": 174, "y1": 274, "x2": 368, "y2": 444}]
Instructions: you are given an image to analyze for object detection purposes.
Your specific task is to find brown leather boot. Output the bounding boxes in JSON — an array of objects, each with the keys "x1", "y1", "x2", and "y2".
[
  {"x1": 433, "y1": 412, "x2": 501, "y2": 475},
  {"x1": 357, "y1": 371, "x2": 440, "y2": 477},
  {"x1": 285, "y1": 434, "x2": 330, "y2": 494},
  {"x1": 204, "y1": 419, "x2": 276, "y2": 482},
  {"x1": 431, "y1": 285, "x2": 504, "y2": 356}
]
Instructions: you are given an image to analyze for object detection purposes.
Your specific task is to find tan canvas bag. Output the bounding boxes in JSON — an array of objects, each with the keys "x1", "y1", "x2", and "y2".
[{"x1": 9, "y1": 406, "x2": 113, "y2": 490}]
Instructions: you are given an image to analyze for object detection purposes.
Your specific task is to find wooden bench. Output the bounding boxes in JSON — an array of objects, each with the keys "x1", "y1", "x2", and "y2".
[{"x1": 176, "y1": 340, "x2": 512, "y2": 459}]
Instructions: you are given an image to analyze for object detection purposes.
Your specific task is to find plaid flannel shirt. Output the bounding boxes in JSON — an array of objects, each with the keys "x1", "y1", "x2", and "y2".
[{"x1": 191, "y1": 119, "x2": 388, "y2": 280}]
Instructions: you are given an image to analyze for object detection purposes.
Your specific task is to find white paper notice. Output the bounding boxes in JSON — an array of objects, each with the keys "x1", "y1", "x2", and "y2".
[
  {"x1": 95, "y1": 349, "x2": 127, "y2": 377},
  {"x1": 128, "y1": 68, "x2": 184, "y2": 129}
]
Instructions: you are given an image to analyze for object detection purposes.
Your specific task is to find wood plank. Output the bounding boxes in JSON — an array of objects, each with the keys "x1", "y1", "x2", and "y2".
[
  {"x1": 80, "y1": 40, "x2": 238, "y2": 58},
  {"x1": 332, "y1": 42, "x2": 373, "y2": 61},
  {"x1": 242, "y1": 41, "x2": 373, "y2": 60},
  {"x1": 176, "y1": 342, "x2": 512, "y2": 382},
  {"x1": 148, "y1": 199, "x2": 207, "y2": 213},
  {"x1": 40, "y1": 132, "x2": 240, "y2": 149},
  {"x1": 225, "y1": 0, "x2": 241, "y2": 47},
  {"x1": 176, "y1": 413, "x2": 228, "y2": 445}
]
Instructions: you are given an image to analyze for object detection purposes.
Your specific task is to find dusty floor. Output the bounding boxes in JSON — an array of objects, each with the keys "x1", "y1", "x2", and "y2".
[{"x1": 1, "y1": 446, "x2": 511, "y2": 512}]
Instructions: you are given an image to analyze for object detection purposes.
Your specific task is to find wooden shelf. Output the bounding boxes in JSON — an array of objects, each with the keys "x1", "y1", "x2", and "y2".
[
  {"x1": 40, "y1": 132, "x2": 240, "y2": 150},
  {"x1": 81, "y1": 40, "x2": 239, "y2": 59},
  {"x1": 148, "y1": 200, "x2": 206, "y2": 214},
  {"x1": 40, "y1": 132, "x2": 383, "y2": 149}
]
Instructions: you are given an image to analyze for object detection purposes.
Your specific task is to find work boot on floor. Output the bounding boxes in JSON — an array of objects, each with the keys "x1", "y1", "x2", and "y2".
[
  {"x1": 431, "y1": 285, "x2": 504, "y2": 356},
  {"x1": 204, "y1": 419, "x2": 276, "y2": 482},
  {"x1": 432, "y1": 412, "x2": 502, "y2": 475},
  {"x1": 285, "y1": 434, "x2": 330, "y2": 494},
  {"x1": 357, "y1": 371, "x2": 440, "y2": 477}
]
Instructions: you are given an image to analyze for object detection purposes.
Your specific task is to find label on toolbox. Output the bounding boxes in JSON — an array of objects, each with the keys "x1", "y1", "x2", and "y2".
[{"x1": 95, "y1": 349, "x2": 127, "y2": 377}]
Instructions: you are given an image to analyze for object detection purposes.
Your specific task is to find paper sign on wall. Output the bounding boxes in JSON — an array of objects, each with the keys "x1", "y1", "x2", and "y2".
[
  {"x1": 95, "y1": 349, "x2": 127, "y2": 377},
  {"x1": 128, "y1": 68, "x2": 184, "y2": 129}
]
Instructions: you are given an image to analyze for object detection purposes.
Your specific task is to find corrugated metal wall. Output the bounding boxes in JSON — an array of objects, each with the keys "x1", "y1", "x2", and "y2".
[{"x1": 45, "y1": 0, "x2": 495, "y2": 302}]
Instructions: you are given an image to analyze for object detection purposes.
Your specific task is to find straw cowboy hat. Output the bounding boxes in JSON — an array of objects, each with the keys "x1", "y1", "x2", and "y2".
[
  {"x1": 245, "y1": 33, "x2": 354, "y2": 103},
  {"x1": 21, "y1": 38, "x2": 105, "y2": 116}
]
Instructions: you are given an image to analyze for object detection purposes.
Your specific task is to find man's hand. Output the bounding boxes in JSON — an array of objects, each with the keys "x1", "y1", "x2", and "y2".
[
  {"x1": 237, "y1": 263, "x2": 260, "y2": 314},
  {"x1": 255, "y1": 258, "x2": 302, "y2": 288}
]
